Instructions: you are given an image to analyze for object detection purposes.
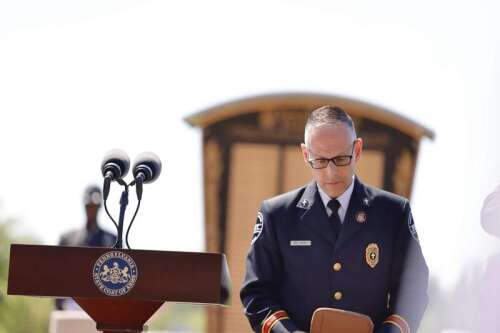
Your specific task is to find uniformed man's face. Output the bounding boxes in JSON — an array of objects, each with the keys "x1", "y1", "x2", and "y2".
[
  {"x1": 86, "y1": 204, "x2": 100, "y2": 221},
  {"x1": 301, "y1": 124, "x2": 362, "y2": 198}
]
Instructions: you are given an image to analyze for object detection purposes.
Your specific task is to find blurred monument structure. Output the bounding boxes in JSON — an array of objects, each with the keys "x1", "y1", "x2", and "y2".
[{"x1": 186, "y1": 93, "x2": 434, "y2": 333}]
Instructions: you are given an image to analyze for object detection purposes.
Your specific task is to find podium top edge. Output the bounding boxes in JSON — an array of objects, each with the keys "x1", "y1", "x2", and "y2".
[{"x1": 10, "y1": 243, "x2": 227, "y2": 257}]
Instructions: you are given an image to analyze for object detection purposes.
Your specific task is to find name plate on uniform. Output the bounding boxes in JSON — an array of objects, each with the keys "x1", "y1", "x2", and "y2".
[{"x1": 290, "y1": 240, "x2": 312, "y2": 246}]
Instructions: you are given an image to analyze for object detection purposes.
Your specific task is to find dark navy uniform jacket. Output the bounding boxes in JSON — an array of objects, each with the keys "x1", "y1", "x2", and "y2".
[
  {"x1": 59, "y1": 226, "x2": 116, "y2": 248},
  {"x1": 240, "y1": 178, "x2": 428, "y2": 333}
]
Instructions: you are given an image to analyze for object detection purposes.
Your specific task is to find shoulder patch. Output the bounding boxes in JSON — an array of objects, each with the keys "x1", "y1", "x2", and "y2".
[
  {"x1": 408, "y1": 212, "x2": 419, "y2": 242},
  {"x1": 251, "y1": 212, "x2": 264, "y2": 244}
]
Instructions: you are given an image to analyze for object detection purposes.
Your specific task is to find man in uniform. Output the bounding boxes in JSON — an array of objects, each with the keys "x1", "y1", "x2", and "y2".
[
  {"x1": 240, "y1": 106, "x2": 428, "y2": 333},
  {"x1": 58, "y1": 185, "x2": 116, "y2": 248},
  {"x1": 56, "y1": 185, "x2": 116, "y2": 309}
]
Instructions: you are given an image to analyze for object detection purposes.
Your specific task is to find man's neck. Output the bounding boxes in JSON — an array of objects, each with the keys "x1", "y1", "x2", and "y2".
[{"x1": 86, "y1": 220, "x2": 98, "y2": 232}]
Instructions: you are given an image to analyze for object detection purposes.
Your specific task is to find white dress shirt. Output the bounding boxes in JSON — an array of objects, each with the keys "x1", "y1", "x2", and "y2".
[{"x1": 317, "y1": 176, "x2": 355, "y2": 223}]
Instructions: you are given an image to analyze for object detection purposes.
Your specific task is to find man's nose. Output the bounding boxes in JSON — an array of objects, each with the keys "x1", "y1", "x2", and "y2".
[{"x1": 325, "y1": 161, "x2": 338, "y2": 176}]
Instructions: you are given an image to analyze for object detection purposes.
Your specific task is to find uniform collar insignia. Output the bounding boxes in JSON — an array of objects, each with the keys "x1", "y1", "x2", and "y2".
[
  {"x1": 296, "y1": 181, "x2": 317, "y2": 210},
  {"x1": 299, "y1": 199, "x2": 310, "y2": 209}
]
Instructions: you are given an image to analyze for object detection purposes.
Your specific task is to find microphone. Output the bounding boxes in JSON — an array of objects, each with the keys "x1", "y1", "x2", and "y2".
[
  {"x1": 132, "y1": 152, "x2": 162, "y2": 200},
  {"x1": 132, "y1": 152, "x2": 162, "y2": 184},
  {"x1": 101, "y1": 149, "x2": 130, "y2": 200}
]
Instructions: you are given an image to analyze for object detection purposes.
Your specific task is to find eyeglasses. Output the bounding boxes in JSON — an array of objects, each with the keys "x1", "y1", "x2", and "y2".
[{"x1": 307, "y1": 140, "x2": 357, "y2": 169}]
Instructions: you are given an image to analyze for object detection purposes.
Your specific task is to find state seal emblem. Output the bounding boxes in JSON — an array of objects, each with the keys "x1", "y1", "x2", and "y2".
[{"x1": 93, "y1": 251, "x2": 138, "y2": 296}]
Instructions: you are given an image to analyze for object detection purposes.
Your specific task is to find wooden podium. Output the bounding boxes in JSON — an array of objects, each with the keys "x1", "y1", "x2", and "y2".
[{"x1": 8, "y1": 244, "x2": 231, "y2": 333}]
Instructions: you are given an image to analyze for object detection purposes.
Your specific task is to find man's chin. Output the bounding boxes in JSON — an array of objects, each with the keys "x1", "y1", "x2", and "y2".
[{"x1": 322, "y1": 182, "x2": 346, "y2": 198}]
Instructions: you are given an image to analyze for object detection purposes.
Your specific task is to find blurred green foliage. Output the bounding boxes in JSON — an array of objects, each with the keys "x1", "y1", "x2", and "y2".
[{"x1": 0, "y1": 219, "x2": 53, "y2": 333}]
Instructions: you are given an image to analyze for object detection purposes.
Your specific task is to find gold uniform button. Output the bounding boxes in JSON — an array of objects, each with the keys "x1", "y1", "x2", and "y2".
[
  {"x1": 334, "y1": 291, "x2": 342, "y2": 301},
  {"x1": 333, "y1": 262, "x2": 342, "y2": 271}
]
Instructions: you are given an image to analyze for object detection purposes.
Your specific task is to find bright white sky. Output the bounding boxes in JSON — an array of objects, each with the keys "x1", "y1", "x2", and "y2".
[{"x1": 1, "y1": 0, "x2": 500, "y2": 291}]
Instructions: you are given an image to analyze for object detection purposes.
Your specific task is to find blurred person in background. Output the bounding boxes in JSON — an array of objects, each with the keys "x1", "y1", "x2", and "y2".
[
  {"x1": 478, "y1": 184, "x2": 500, "y2": 332},
  {"x1": 55, "y1": 185, "x2": 116, "y2": 310},
  {"x1": 481, "y1": 184, "x2": 500, "y2": 237}
]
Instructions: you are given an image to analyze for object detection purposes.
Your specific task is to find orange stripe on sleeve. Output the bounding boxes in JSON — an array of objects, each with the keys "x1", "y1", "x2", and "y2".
[
  {"x1": 261, "y1": 310, "x2": 289, "y2": 333},
  {"x1": 383, "y1": 314, "x2": 410, "y2": 333}
]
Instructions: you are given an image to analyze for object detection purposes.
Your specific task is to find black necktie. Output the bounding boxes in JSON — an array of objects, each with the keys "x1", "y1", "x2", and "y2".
[{"x1": 327, "y1": 199, "x2": 342, "y2": 240}]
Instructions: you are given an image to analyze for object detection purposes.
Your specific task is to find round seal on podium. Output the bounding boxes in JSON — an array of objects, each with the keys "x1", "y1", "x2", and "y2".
[{"x1": 92, "y1": 251, "x2": 138, "y2": 296}]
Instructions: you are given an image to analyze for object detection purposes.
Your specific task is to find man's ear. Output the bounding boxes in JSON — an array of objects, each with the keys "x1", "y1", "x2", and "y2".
[
  {"x1": 354, "y1": 138, "x2": 363, "y2": 162},
  {"x1": 300, "y1": 143, "x2": 309, "y2": 164}
]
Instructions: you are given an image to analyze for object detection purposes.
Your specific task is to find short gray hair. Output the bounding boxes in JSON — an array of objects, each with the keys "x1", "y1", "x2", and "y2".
[{"x1": 304, "y1": 105, "x2": 356, "y2": 147}]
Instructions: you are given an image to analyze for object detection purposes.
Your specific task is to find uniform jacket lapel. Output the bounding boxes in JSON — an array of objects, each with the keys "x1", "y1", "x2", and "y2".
[
  {"x1": 334, "y1": 177, "x2": 372, "y2": 252},
  {"x1": 296, "y1": 181, "x2": 336, "y2": 247}
]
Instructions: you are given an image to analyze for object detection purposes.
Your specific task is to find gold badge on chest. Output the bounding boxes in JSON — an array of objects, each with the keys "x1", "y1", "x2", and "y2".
[{"x1": 365, "y1": 243, "x2": 379, "y2": 268}]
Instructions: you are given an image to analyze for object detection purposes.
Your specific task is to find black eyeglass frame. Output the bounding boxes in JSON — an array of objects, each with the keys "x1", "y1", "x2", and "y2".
[{"x1": 307, "y1": 140, "x2": 358, "y2": 169}]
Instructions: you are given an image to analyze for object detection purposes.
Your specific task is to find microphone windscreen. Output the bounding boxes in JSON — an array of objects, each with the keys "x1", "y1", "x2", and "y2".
[
  {"x1": 101, "y1": 149, "x2": 130, "y2": 179},
  {"x1": 132, "y1": 152, "x2": 162, "y2": 183}
]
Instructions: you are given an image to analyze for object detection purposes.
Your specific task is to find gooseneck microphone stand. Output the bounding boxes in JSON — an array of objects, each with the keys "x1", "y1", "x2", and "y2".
[
  {"x1": 103, "y1": 177, "x2": 142, "y2": 250},
  {"x1": 115, "y1": 182, "x2": 129, "y2": 249}
]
